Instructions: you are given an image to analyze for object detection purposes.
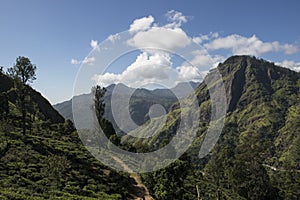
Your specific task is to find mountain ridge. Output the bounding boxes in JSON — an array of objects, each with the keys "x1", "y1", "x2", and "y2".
[
  {"x1": 53, "y1": 81, "x2": 199, "y2": 132},
  {"x1": 121, "y1": 55, "x2": 300, "y2": 199}
]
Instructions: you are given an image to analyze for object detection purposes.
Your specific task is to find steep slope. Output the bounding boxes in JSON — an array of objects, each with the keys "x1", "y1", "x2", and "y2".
[
  {"x1": 123, "y1": 55, "x2": 300, "y2": 199},
  {"x1": 0, "y1": 72, "x2": 64, "y2": 123},
  {"x1": 0, "y1": 74, "x2": 144, "y2": 199}
]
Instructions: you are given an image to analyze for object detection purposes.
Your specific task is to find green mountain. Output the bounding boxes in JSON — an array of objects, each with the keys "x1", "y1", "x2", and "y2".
[
  {"x1": 121, "y1": 55, "x2": 300, "y2": 199},
  {"x1": 1, "y1": 55, "x2": 299, "y2": 199},
  {"x1": 0, "y1": 71, "x2": 147, "y2": 199}
]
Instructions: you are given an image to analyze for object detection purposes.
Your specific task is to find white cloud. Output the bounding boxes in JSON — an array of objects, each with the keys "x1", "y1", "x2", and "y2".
[
  {"x1": 108, "y1": 33, "x2": 120, "y2": 43},
  {"x1": 127, "y1": 27, "x2": 191, "y2": 52},
  {"x1": 70, "y1": 57, "x2": 95, "y2": 65},
  {"x1": 71, "y1": 59, "x2": 80, "y2": 65},
  {"x1": 78, "y1": 11, "x2": 300, "y2": 90},
  {"x1": 90, "y1": 40, "x2": 99, "y2": 50},
  {"x1": 179, "y1": 49, "x2": 225, "y2": 70},
  {"x1": 204, "y1": 34, "x2": 298, "y2": 56},
  {"x1": 93, "y1": 52, "x2": 174, "y2": 87},
  {"x1": 276, "y1": 60, "x2": 300, "y2": 72},
  {"x1": 281, "y1": 44, "x2": 298, "y2": 54},
  {"x1": 176, "y1": 65, "x2": 206, "y2": 82},
  {"x1": 93, "y1": 12, "x2": 207, "y2": 87},
  {"x1": 192, "y1": 32, "x2": 219, "y2": 44},
  {"x1": 92, "y1": 50, "x2": 207, "y2": 88},
  {"x1": 129, "y1": 15, "x2": 154, "y2": 33},
  {"x1": 82, "y1": 57, "x2": 95, "y2": 65},
  {"x1": 165, "y1": 10, "x2": 188, "y2": 28},
  {"x1": 189, "y1": 50, "x2": 214, "y2": 67}
]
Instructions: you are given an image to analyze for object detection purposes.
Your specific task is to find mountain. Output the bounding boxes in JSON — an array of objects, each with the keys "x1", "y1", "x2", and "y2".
[
  {"x1": 0, "y1": 72, "x2": 64, "y2": 123},
  {"x1": 121, "y1": 55, "x2": 300, "y2": 199},
  {"x1": 53, "y1": 81, "x2": 199, "y2": 133},
  {"x1": 2, "y1": 56, "x2": 299, "y2": 199},
  {"x1": 0, "y1": 71, "x2": 147, "y2": 199}
]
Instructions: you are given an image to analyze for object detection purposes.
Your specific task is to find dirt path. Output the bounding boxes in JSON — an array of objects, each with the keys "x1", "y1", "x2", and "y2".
[{"x1": 112, "y1": 156, "x2": 154, "y2": 200}]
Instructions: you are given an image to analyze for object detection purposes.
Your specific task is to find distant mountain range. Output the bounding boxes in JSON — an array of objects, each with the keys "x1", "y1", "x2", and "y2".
[{"x1": 53, "y1": 81, "x2": 199, "y2": 133}]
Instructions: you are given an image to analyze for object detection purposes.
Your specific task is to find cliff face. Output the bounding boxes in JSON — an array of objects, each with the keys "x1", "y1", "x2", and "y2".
[
  {"x1": 0, "y1": 72, "x2": 64, "y2": 123},
  {"x1": 212, "y1": 55, "x2": 299, "y2": 112}
]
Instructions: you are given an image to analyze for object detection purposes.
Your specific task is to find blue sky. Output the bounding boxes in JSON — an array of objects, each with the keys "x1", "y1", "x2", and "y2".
[{"x1": 0, "y1": 0, "x2": 300, "y2": 104}]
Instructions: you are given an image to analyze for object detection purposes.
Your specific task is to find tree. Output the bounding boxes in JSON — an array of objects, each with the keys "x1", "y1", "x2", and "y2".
[
  {"x1": 92, "y1": 85, "x2": 120, "y2": 147},
  {"x1": 92, "y1": 85, "x2": 106, "y2": 124},
  {"x1": 7, "y1": 56, "x2": 36, "y2": 135}
]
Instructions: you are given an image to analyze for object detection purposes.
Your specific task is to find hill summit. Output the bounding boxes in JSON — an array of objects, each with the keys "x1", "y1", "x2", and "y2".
[{"x1": 123, "y1": 55, "x2": 300, "y2": 199}]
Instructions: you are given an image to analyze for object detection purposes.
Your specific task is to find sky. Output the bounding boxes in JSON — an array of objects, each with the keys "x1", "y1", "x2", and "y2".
[{"x1": 0, "y1": 0, "x2": 300, "y2": 104}]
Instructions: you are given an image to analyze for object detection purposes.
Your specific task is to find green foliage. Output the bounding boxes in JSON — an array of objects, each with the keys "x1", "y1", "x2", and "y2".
[
  {"x1": 141, "y1": 159, "x2": 190, "y2": 199},
  {"x1": 0, "y1": 92, "x2": 9, "y2": 119},
  {"x1": 92, "y1": 85, "x2": 121, "y2": 145},
  {"x1": 123, "y1": 56, "x2": 300, "y2": 199},
  {"x1": 92, "y1": 85, "x2": 106, "y2": 122},
  {"x1": 7, "y1": 56, "x2": 37, "y2": 135},
  {"x1": 7, "y1": 56, "x2": 37, "y2": 84},
  {"x1": 42, "y1": 154, "x2": 70, "y2": 188},
  {"x1": 1, "y1": 55, "x2": 299, "y2": 199},
  {"x1": 0, "y1": 83, "x2": 134, "y2": 199}
]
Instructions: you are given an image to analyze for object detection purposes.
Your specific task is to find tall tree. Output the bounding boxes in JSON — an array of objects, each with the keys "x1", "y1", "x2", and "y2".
[
  {"x1": 7, "y1": 56, "x2": 36, "y2": 135},
  {"x1": 92, "y1": 85, "x2": 119, "y2": 146},
  {"x1": 92, "y1": 85, "x2": 106, "y2": 125}
]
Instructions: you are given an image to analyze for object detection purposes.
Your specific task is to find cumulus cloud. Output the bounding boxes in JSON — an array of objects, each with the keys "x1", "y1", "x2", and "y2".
[
  {"x1": 276, "y1": 60, "x2": 300, "y2": 72},
  {"x1": 204, "y1": 34, "x2": 298, "y2": 56},
  {"x1": 129, "y1": 15, "x2": 154, "y2": 33},
  {"x1": 165, "y1": 10, "x2": 188, "y2": 28},
  {"x1": 84, "y1": 11, "x2": 299, "y2": 89},
  {"x1": 176, "y1": 65, "x2": 206, "y2": 82},
  {"x1": 92, "y1": 11, "x2": 205, "y2": 87},
  {"x1": 92, "y1": 50, "x2": 207, "y2": 88},
  {"x1": 127, "y1": 27, "x2": 191, "y2": 51},
  {"x1": 93, "y1": 52, "x2": 174, "y2": 87},
  {"x1": 178, "y1": 49, "x2": 224, "y2": 70}
]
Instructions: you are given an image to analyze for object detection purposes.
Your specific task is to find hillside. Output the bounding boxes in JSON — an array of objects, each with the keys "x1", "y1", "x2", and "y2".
[
  {"x1": 0, "y1": 71, "x2": 147, "y2": 199},
  {"x1": 1, "y1": 56, "x2": 299, "y2": 199},
  {"x1": 0, "y1": 72, "x2": 64, "y2": 124},
  {"x1": 122, "y1": 55, "x2": 300, "y2": 199}
]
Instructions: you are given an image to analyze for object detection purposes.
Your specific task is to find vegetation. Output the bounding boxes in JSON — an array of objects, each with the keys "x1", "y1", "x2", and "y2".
[
  {"x1": 7, "y1": 56, "x2": 37, "y2": 135},
  {"x1": 0, "y1": 55, "x2": 299, "y2": 199},
  {"x1": 122, "y1": 56, "x2": 300, "y2": 199},
  {"x1": 0, "y1": 61, "x2": 137, "y2": 199}
]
